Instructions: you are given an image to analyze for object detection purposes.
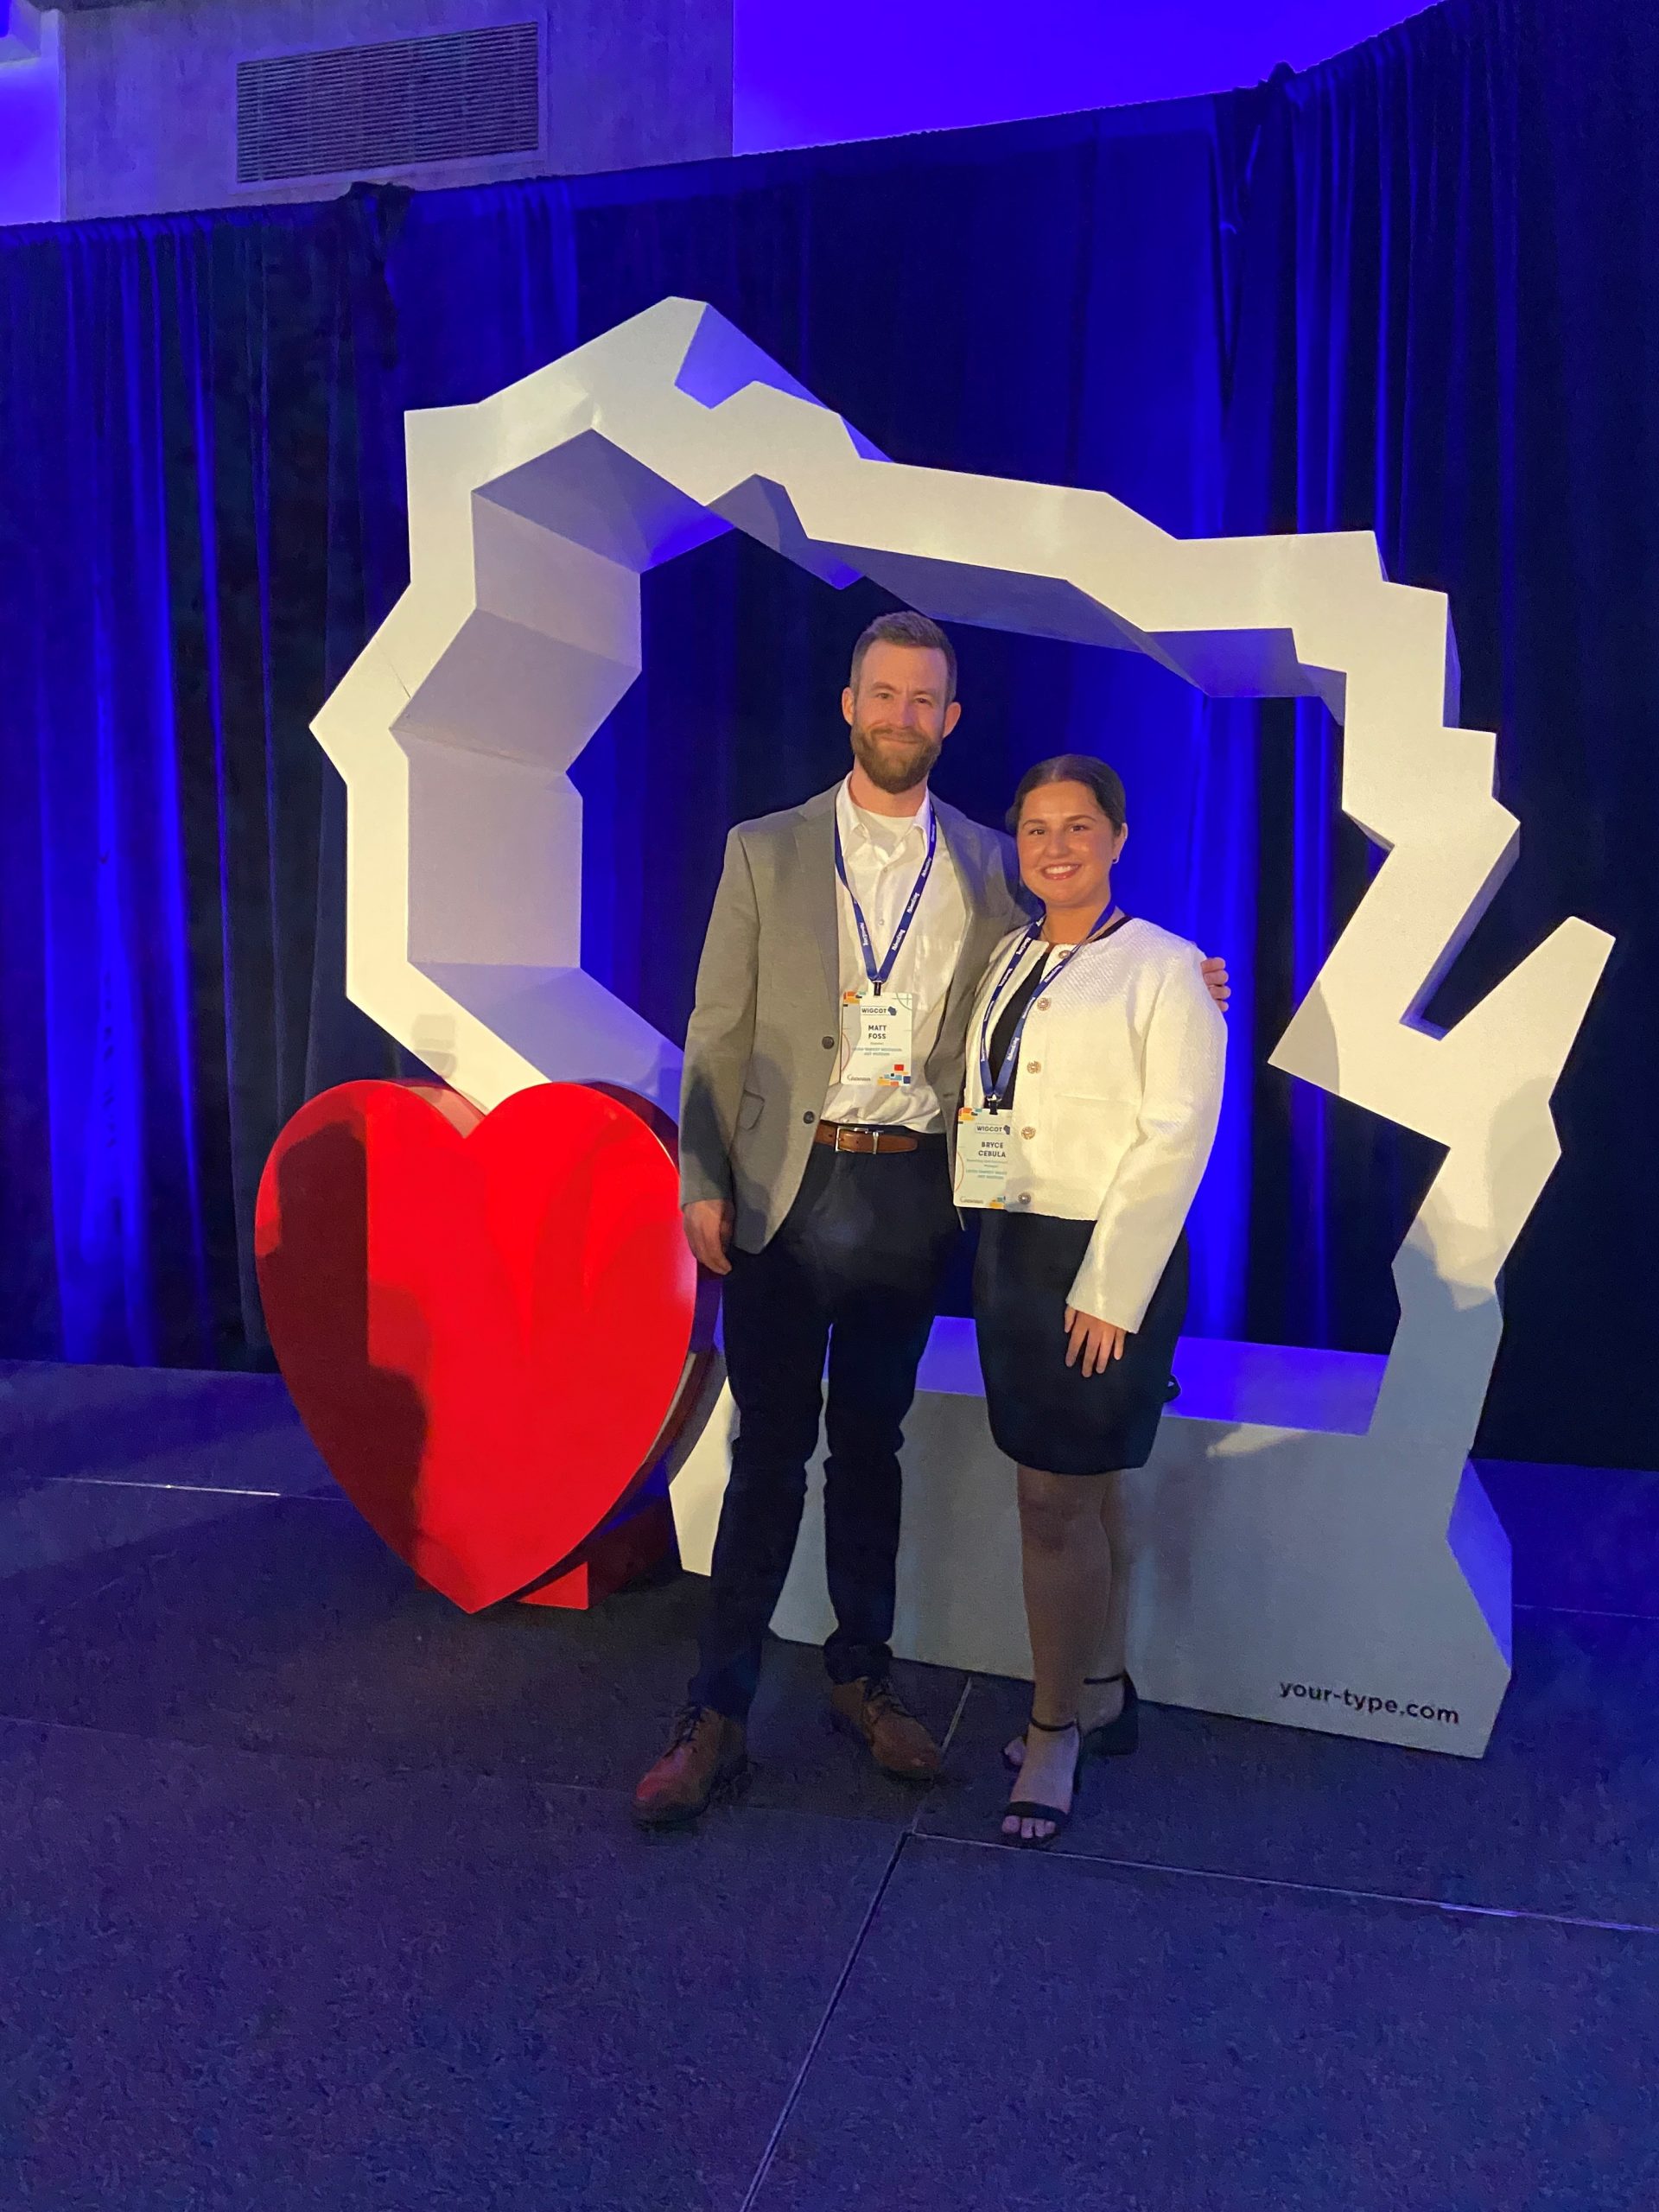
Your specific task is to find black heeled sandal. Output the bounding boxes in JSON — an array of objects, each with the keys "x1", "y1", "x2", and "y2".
[
  {"x1": 1001, "y1": 1715, "x2": 1084, "y2": 1850},
  {"x1": 1083, "y1": 1670, "x2": 1139, "y2": 1758},
  {"x1": 1003, "y1": 1673, "x2": 1138, "y2": 1772}
]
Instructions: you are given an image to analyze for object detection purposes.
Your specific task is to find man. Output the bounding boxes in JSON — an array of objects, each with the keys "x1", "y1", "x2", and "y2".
[{"x1": 632, "y1": 611, "x2": 1227, "y2": 1827}]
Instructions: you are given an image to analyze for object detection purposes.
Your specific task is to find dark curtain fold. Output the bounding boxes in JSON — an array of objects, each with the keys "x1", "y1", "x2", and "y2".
[
  {"x1": 0, "y1": 0, "x2": 1655, "y2": 1465},
  {"x1": 1222, "y1": 10, "x2": 1521, "y2": 1357},
  {"x1": 0, "y1": 194, "x2": 410, "y2": 1364},
  {"x1": 1223, "y1": 0, "x2": 1659, "y2": 1463}
]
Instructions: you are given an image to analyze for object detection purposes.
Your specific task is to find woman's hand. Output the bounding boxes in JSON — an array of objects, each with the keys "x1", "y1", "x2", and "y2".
[{"x1": 1063, "y1": 1306, "x2": 1128, "y2": 1376}]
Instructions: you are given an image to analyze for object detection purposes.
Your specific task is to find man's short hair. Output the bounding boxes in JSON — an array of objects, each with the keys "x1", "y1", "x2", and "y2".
[{"x1": 849, "y1": 610, "x2": 957, "y2": 702}]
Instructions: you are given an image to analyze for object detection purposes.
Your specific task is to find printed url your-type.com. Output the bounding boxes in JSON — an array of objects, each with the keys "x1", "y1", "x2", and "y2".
[{"x1": 1280, "y1": 1682, "x2": 1460, "y2": 1727}]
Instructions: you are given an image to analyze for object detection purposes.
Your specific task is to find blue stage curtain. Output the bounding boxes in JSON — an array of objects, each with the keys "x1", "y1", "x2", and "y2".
[
  {"x1": 386, "y1": 180, "x2": 578, "y2": 410},
  {"x1": 1217, "y1": 13, "x2": 1522, "y2": 1362},
  {"x1": 1222, "y1": 0, "x2": 1658, "y2": 1464},
  {"x1": 0, "y1": 184, "x2": 579, "y2": 1369},
  {"x1": 0, "y1": 194, "x2": 411, "y2": 1363}
]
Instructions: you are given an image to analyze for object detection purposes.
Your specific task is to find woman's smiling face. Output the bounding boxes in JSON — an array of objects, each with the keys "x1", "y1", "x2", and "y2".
[{"x1": 1014, "y1": 779, "x2": 1128, "y2": 916}]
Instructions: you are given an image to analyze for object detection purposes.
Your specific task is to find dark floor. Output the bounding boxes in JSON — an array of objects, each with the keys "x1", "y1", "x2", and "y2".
[{"x1": 0, "y1": 1360, "x2": 1655, "y2": 2210}]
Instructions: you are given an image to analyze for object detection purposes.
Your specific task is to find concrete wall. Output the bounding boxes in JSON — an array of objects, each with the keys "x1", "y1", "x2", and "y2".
[
  {"x1": 0, "y1": 3, "x2": 63, "y2": 224},
  {"x1": 3, "y1": 0, "x2": 1440, "y2": 227},
  {"x1": 56, "y1": 0, "x2": 733, "y2": 221},
  {"x1": 544, "y1": 0, "x2": 733, "y2": 182},
  {"x1": 734, "y1": 0, "x2": 1439, "y2": 152}
]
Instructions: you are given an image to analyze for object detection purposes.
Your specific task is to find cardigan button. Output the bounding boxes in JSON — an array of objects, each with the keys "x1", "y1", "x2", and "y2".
[
  {"x1": 1027, "y1": 1060, "x2": 1041, "y2": 1073},
  {"x1": 1020, "y1": 1127, "x2": 1036, "y2": 1141},
  {"x1": 1016, "y1": 1192, "x2": 1032, "y2": 1206},
  {"x1": 803, "y1": 1111, "x2": 817, "y2": 1124},
  {"x1": 821, "y1": 1035, "x2": 836, "y2": 1050},
  {"x1": 1037, "y1": 997, "x2": 1051, "y2": 1010}
]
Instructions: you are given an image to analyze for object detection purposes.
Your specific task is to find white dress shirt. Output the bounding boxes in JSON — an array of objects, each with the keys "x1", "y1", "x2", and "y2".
[
  {"x1": 823, "y1": 777, "x2": 969, "y2": 1133},
  {"x1": 963, "y1": 917, "x2": 1226, "y2": 1329}
]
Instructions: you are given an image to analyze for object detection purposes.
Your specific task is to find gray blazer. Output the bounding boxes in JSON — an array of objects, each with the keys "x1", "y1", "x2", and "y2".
[{"x1": 679, "y1": 782, "x2": 1028, "y2": 1252}]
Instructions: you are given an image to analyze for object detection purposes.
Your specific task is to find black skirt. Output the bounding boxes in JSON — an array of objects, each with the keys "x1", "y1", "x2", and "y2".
[{"x1": 973, "y1": 1212, "x2": 1188, "y2": 1476}]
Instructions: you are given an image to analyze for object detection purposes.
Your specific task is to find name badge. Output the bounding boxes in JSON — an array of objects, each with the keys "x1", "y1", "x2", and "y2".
[
  {"x1": 954, "y1": 1107, "x2": 1013, "y2": 1208},
  {"x1": 840, "y1": 988, "x2": 916, "y2": 1087}
]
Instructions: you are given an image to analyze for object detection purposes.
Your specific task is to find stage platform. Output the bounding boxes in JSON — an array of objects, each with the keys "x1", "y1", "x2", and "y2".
[{"x1": 0, "y1": 1358, "x2": 1655, "y2": 2210}]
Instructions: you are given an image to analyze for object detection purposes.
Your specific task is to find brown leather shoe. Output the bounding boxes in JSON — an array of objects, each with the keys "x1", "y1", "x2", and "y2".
[
  {"x1": 632, "y1": 1706, "x2": 749, "y2": 1829},
  {"x1": 828, "y1": 1677, "x2": 943, "y2": 1782}
]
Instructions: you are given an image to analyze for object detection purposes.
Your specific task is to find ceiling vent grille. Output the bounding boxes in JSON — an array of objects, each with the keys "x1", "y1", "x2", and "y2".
[{"x1": 237, "y1": 23, "x2": 539, "y2": 185}]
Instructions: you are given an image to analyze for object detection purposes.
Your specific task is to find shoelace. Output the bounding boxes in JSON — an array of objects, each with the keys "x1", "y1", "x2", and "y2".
[
  {"x1": 667, "y1": 1703, "x2": 711, "y2": 1751},
  {"x1": 863, "y1": 1680, "x2": 918, "y2": 1726}
]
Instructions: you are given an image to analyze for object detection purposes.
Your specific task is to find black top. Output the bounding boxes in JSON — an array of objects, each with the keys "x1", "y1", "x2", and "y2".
[
  {"x1": 984, "y1": 949, "x2": 1053, "y2": 1110},
  {"x1": 983, "y1": 912, "x2": 1133, "y2": 1110}
]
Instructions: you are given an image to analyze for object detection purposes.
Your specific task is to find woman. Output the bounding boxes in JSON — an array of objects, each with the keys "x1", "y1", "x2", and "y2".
[{"x1": 956, "y1": 754, "x2": 1226, "y2": 1846}]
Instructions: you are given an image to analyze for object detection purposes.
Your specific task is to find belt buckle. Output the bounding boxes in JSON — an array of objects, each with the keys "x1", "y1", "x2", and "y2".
[{"x1": 833, "y1": 1123, "x2": 851, "y2": 1154}]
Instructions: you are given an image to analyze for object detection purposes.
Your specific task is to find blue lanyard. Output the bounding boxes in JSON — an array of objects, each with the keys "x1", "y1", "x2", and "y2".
[
  {"x1": 833, "y1": 806, "x2": 938, "y2": 995},
  {"x1": 977, "y1": 909, "x2": 1128, "y2": 1109}
]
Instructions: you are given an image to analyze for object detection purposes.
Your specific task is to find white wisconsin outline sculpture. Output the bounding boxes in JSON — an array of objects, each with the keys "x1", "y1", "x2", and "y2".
[{"x1": 312, "y1": 297, "x2": 1611, "y2": 1758}]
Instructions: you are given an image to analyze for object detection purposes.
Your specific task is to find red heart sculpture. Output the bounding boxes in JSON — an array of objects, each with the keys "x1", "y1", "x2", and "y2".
[{"x1": 255, "y1": 1080, "x2": 698, "y2": 1611}]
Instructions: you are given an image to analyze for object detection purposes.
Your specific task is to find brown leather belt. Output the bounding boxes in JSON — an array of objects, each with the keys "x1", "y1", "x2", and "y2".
[{"x1": 813, "y1": 1120, "x2": 922, "y2": 1155}]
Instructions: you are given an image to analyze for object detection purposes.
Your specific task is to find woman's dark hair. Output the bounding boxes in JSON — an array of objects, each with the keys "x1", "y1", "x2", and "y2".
[{"x1": 1007, "y1": 753, "x2": 1127, "y2": 834}]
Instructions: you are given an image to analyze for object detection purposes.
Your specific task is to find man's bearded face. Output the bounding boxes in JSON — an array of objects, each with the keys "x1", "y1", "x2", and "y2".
[{"x1": 845, "y1": 644, "x2": 954, "y2": 793}]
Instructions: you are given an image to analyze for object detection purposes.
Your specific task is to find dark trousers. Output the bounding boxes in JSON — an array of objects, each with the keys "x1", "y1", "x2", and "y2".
[{"x1": 690, "y1": 1136, "x2": 963, "y2": 1719}]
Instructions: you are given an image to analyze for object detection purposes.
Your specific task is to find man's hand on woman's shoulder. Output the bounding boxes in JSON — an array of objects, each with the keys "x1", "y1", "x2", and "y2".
[{"x1": 1198, "y1": 953, "x2": 1230, "y2": 1009}]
